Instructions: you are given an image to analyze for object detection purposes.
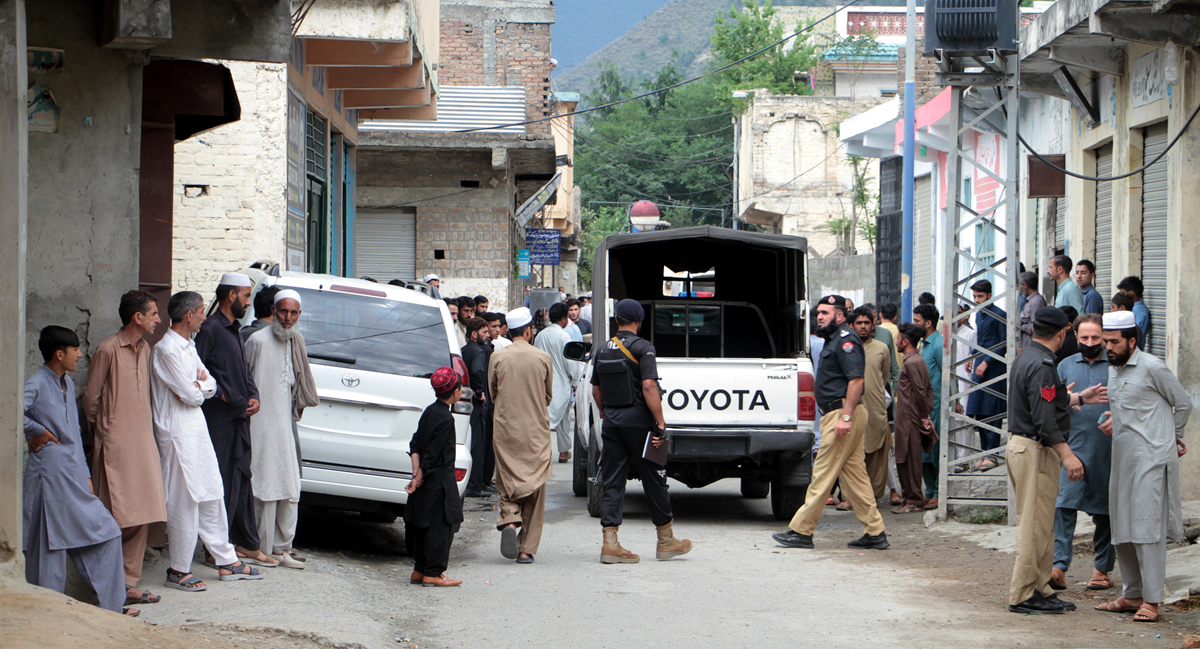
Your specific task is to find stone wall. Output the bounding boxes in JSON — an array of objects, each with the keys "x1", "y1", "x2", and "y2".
[
  {"x1": 172, "y1": 61, "x2": 289, "y2": 293},
  {"x1": 736, "y1": 91, "x2": 882, "y2": 258}
]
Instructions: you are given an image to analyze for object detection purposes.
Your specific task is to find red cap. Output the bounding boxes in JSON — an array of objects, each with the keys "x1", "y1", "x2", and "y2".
[{"x1": 431, "y1": 367, "x2": 459, "y2": 393}]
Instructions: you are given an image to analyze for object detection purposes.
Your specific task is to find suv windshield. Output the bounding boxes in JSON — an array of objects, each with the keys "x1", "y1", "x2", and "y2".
[{"x1": 288, "y1": 287, "x2": 451, "y2": 377}]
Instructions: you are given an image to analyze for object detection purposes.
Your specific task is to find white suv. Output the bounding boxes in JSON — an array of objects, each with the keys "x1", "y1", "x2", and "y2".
[{"x1": 237, "y1": 267, "x2": 473, "y2": 521}]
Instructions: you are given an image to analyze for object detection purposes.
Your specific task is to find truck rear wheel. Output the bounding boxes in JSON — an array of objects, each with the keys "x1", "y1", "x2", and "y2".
[
  {"x1": 586, "y1": 429, "x2": 603, "y2": 518},
  {"x1": 770, "y1": 477, "x2": 807, "y2": 521},
  {"x1": 740, "y1": 477, "x2": 770, "y2": 499},
  {"x1": 572, "y1": 424, "x2": 588, "y2": 497}
]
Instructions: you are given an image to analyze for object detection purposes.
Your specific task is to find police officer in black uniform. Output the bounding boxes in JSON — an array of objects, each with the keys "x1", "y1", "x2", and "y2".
[
  {"x1": 590, "y1": 299, "x2": 692, "y2": 564},
  {"x1": 1005, "y1": 306, "x2": 1099, "y2": 613},
  {"x1": 773, "y1": 294, "x2": 888, "y2": 550}
]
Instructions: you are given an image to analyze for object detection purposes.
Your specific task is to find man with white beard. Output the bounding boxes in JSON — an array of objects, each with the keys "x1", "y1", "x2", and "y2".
[{"x1": 244, "y1": 289, "x2": 319, "y2": 569}]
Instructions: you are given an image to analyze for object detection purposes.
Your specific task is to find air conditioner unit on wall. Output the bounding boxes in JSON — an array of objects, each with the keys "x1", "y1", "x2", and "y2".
[{"x1": 923, "y1": 0, "x2": 1019, "y2": 57}]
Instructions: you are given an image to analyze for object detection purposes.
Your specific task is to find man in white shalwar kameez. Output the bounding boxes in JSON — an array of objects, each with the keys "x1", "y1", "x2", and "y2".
[
  {"x1": 245, "y1": 289, "x2": 319, "y2": 570},
  {"x1": 153, "y1": 291, "x2": 263, "y2": 590},
  {"x1": 535, "y1": 303, "x2": 579, "y2": 463},
  {"x1": 1096, "y1": 311, "x2": 1193, "y2": 622}
]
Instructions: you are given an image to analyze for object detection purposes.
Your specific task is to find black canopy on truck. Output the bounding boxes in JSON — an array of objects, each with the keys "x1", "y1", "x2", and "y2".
[{"x1": 591, "y1": 226, "x2": 808, "y2": 355}]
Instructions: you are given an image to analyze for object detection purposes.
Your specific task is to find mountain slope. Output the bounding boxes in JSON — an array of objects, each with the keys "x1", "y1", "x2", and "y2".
[{"x1": 551, "y1": 0, "x2": 670, "y2": 77}]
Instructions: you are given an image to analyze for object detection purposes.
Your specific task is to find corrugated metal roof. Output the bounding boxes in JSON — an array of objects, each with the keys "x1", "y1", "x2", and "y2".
[
  {"x1": 359, "y1": 86, "x2": 526, "y2": 133},
  {"x1": 820, "y1": 43, "x2": 901, "y2": 62}
]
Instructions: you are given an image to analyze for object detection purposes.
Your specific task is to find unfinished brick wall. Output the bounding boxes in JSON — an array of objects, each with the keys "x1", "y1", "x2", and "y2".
[
  {"x1": 438, "y1": 12, "x2": 553, "y2": 138},
  {"x1": 896, "y1": 46, "x2": 945, "y2": 108},
  {"x1": 439, "y1": 20, "x2": 484, "y2": 85}
]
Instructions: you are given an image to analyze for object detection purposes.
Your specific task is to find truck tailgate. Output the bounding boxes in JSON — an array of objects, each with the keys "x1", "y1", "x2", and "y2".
[{"x1": 657, "y1": 358, "x2": 799, "y2": 428}]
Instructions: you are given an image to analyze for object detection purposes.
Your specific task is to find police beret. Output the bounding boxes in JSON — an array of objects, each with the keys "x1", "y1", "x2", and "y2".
[
  {"x1": 1033, "y1": 306, "x2": 1070, "y2": 329},
  {"x1": 821, "y1": 294, "x2": 848, "y2": 309}
]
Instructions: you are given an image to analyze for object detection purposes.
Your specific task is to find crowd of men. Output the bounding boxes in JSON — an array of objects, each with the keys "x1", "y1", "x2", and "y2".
[
  {"x1": 22, "y1": 273, "x2": 318, "y2": 616},
  {"x1": 774, "y1": 253, "x2": 1189, "y2": 622}
]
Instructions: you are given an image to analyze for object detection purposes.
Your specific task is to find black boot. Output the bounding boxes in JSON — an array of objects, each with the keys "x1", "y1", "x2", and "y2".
[{"x1": 847, "y1": 532, "x2": 889, "y2": 550}]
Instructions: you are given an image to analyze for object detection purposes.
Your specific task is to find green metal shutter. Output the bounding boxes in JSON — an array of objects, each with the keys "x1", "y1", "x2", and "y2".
[
  {"x1": 354, "y1": 210, "x2": 417, "y2": 282},
  {"x1": 1141, "y1": 123, "x2": 1169, "y2": 357},
  {"x1": 1094, "y1": 145, "x2": 1113, "y2": 302},
  {"x1": 914, "y1": 174, "x2": 933, "y2": 295},
  {"x1": 1054, "y1": 195, "x2": 1066, "y2": 253}
]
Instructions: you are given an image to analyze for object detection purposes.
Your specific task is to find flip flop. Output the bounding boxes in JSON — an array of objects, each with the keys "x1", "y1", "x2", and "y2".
[
  {"x1": 892, "y1": 505, "x2": 923, "y2": 514},
  {"x1": 835, "y1": 501, "x2": 853, "y2": 511},
  {"x1": 500, "y1": 525, "x2": 519, "y2": 560},
  {"x1": 123, "y1": 608, "x2": 140, "y2": 617},
  {"x1": 288, "y1": 551, "x2": 308, "y2": 563},
  {"x1": 236, "y1": 553, "x2": 279, "y2": 568}
]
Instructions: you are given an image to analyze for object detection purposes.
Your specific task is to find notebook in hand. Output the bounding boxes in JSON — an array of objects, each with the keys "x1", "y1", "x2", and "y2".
[{"x1": 643, "y1": 431, "x2": 668, "y2": 466}]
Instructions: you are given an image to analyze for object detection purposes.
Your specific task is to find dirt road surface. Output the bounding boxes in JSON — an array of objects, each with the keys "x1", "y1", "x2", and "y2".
[{"x1": 6, "y1": 469, "x2": 1196, "y2": 648}]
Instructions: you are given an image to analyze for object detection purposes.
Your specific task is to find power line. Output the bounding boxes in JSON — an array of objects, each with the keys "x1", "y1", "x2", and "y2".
[{"x1": 454, "y1": 0, "x2": 866, "y2": 133}]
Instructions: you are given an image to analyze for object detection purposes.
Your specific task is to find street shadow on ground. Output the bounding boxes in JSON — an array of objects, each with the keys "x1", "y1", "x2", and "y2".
[{"x1": 293, "y1": 505, "x2": 409, "y2": 557}]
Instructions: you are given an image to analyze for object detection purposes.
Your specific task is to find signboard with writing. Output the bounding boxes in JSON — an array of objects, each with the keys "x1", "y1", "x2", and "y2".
[
  {"x1": 526, "y1": 229, "x2": 561, "y2": 266},
  {"x1": 1132, "y1": 49, "x2": 1166, "y2": 108},
  {"x1": 517, "y1": 249, "x2": 531, "y2": 278}
]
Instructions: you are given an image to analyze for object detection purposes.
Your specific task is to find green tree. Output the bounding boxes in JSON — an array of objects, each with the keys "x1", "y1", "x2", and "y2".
[{"x1": 709, "y1": 0, "x2": 820, "y2": 104}]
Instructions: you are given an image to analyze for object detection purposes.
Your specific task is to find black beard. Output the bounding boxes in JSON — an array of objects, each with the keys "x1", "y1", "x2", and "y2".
[
  {"x1": 816, "y1": 322, "x2": 841, "y2": 339},
  {"x1": 1107, "y1": 348, "x2": 1133, "y2": 367},
  {"x1": 232, "y1": 301, "x2": 247, "y2": 319}
]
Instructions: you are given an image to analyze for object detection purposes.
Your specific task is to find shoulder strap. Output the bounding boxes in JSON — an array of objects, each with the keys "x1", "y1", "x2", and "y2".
[{"x1": 611, "y1": 336, "x2": 639, "y2": 365}]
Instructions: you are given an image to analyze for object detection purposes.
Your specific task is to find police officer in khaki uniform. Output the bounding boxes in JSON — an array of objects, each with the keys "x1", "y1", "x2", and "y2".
[
  {"x1": 773, "y1": 295, "x2": 888, "y2": 550},
  {"x1": 1006, "y1": 306, "x2": 1103, "y2": 614}
]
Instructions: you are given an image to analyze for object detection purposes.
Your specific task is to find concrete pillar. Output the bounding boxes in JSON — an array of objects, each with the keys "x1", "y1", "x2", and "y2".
[{"x1": 0, "y1": 0, "x2": 28, "y2": 581}]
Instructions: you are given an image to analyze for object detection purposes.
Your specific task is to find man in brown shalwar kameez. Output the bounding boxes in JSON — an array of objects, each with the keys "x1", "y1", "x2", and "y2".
[
  {"x1": 852, "y1": 307, "x2": 894, "y2": 502},
  {"x1": 893, "y1": 323, "x2": 934, "y2": 513},
  {"x1": 488, "y1": 307, "x2": 554, "y2": 564},
  {"x1": 84, "y1": 290, "x2": 168, "y2": 605}
]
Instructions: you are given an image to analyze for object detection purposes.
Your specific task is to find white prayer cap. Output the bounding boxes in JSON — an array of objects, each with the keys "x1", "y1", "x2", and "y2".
[
  {"x1": 219, "y1": 272, "x2": 253, "y2": 288},
  {"x1": 274, "y1": 289, "x2": 302, "y2": 306},
  {"x1": 423, "y1": 274, "x2": 440, "y2": 283},
  {"x1": 1103, "y1": 311, "x2": 1136, "y2": 330},
  {"x1": 506, "y1": 307, "x2": 533, "y2": 329}
]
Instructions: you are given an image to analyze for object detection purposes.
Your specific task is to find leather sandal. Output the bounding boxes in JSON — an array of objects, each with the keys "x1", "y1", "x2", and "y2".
[
  {"x1": 1087, "y1": 572, "x2": 1114, "y2": 590},
  {"x1": 1095, "y1": 597, "x2": 1141, "y2": 613},
  {"x1": 1133, "y1": 603, "x2": 1159, "y2": 622},
  {"x1": 1049, "y1": 567, "x2": 1067, "y2": 590}
]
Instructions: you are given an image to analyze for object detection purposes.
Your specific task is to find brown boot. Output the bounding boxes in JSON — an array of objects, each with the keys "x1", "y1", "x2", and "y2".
[
  {"x1": 601, "y1": 527, "x2": 639, "y2": 564},
  {"x1": 655, "y1": 522, "x2": 692, "y2": 560}
]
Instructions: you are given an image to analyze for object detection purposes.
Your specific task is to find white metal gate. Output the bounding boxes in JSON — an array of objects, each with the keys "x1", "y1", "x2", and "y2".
[
  {"x1": 1094, "y1": 145, "x2": 1113, "y2": 301},
  {"x1": 1142, "y1": 123, "x2": 1169, "y2": 357},
  {"x1": 914, "y1": 175, "x2": 933, "y2": 296},
  {"x1": 354, "y1": 209, "x2": 417, "y2": 282}
]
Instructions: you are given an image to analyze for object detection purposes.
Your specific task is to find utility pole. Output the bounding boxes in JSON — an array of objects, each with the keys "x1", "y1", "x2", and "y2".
[{"x1": 901, "y1": 0, "x2": 916, "y2": 318}]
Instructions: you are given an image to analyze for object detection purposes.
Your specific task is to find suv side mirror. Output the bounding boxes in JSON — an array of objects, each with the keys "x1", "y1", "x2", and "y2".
[{"x1": 563, "y1": 341, "x2": 591, "y2": 362}]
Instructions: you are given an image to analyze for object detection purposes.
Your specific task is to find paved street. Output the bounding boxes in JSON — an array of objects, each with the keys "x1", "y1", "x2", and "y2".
[{"x1": 129, "y1": 469, "x2": 1190, "y2": 648}]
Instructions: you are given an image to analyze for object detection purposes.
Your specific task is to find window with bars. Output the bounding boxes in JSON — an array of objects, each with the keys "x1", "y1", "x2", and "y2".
[{"x1": 306, "y1": 111, "x2": 329, "y2": 273}]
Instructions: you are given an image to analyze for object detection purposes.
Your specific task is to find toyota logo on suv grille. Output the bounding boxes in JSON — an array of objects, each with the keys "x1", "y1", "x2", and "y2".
[{"x1": 341, "y1": 374, "x2": 361, "y2": 388}]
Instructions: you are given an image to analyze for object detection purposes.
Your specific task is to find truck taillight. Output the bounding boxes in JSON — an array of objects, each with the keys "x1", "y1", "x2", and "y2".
[{"x1": 798, "y1": 371, "x2": 816, "y2": 421}]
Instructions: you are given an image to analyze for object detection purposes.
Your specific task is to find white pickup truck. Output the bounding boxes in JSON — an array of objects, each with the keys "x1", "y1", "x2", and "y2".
[{"x1": 571, "y1": 226, "x2": 816, "y2": 521}]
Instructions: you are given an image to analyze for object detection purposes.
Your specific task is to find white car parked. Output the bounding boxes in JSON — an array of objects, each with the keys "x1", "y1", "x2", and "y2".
[{"x1": 236, "y1": 267, "x2": 473, "y2": 521}]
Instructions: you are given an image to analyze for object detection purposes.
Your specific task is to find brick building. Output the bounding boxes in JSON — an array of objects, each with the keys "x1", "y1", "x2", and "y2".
[
  {"x1": 356, "y1": 0, "x2": 557, "y2": 310},
  {"x1": 171, "y1": 0, "x2": 441, "y2": 292}
]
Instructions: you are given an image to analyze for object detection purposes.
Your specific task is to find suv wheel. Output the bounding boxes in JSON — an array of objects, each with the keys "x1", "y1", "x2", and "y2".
[
  {"x1": 586, "y1": 429, "x2": 603, "y2": 518},
  {"x1": 572, "y1": 423, "x2": 588, "y2": 497},
  {"x1": 770, "y1": 476, "x2": 808, "y2": 521},
  {"x1": 740, "y1": 477, "x2": 770, "y2": 499}
]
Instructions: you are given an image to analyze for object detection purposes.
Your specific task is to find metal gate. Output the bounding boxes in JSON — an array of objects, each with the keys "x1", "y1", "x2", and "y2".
[
  {"x1": 914, "y1": 175, "x2": 933, "y2": 296},
  {"x1": 1094, "y1": 145, "x2": 1113, "y2": 300},
  {"x1": 354, "y1": 209, "x2": 417, "y2": 282},
  {"x1": 1142, "y1": 123, "x2": 1169, "y2": 357}
]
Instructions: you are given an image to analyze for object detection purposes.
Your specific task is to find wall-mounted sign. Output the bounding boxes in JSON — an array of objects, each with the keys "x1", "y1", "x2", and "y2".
[
  {"x1": 28, "y1": 84, "x2": 59, "y2": 132},
  {"x1": 517, "y1": 249, "x2": 531, "y2": 278},
  {"x1": 1132, "y1": 49, "x2": 1166, "y2": 108},
  {"x1": 28, "y1": 47, "x2": 64, "y2": 75},
  {"x1": 286, "y1": 88, "x2": 307, "y2": 270},
  {"x1": 526, "y1": 229, "x2": 561, "y2": 266}
]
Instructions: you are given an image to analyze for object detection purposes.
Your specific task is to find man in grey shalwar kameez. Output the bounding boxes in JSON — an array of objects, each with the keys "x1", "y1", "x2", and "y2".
[
  {"x1": 23, "y1": 326, "x2": 126, "y2": 614},
  {"x1": 1097, "y1": 311, "x2": 1193, "y2": 622},
  {"x1": 534, "y1": 303, "x2": 579, "y2": 463}
]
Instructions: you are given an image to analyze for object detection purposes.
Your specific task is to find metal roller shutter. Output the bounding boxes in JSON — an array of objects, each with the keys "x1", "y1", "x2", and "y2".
[
  {"x1": 1054, "y1": 195, "x2": 1066, "y2": 253},
  {"x1": 354, "y1": 210, "x2": 417, "y2": 282},
  {"x1": 1094, "y1": 145, "x2": 1113, "y2": 301},
  {"x1": 1141, "y1": 123, "x2": 1169, "y2": 357},
  {"x1": 914, "y1": 175, "x2": 933, "y2": 297}
]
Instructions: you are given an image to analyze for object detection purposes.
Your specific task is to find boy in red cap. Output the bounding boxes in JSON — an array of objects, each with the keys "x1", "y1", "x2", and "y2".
[{"x1": 403, "y1": 367, "x2": 465, "y2": 587}]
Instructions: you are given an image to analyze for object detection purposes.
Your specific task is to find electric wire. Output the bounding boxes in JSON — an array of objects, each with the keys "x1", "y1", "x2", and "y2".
[{"x1": 453, "y1": 0, "x2": 866, "y2": 133}]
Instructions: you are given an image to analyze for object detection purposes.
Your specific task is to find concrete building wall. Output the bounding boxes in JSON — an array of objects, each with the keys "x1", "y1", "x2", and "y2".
[
  {"x1": 25, "y1": 1, "x2": 145, "y2": 382},
  {"x1": 735, "y1": 91, "x2": 881, "y2": 257},
  {"x1": 833, "y1": 71, "x2": 896, "y2": 99},
  {"x1": 808, "y1": 254, "x2": 877, "y2": 307},
  {"x1": 172, "y1": 62, "x2": 289, "y2": 292},
  {"x1": 357, "y1": 148, "x2": 513, "y2": 309}
]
